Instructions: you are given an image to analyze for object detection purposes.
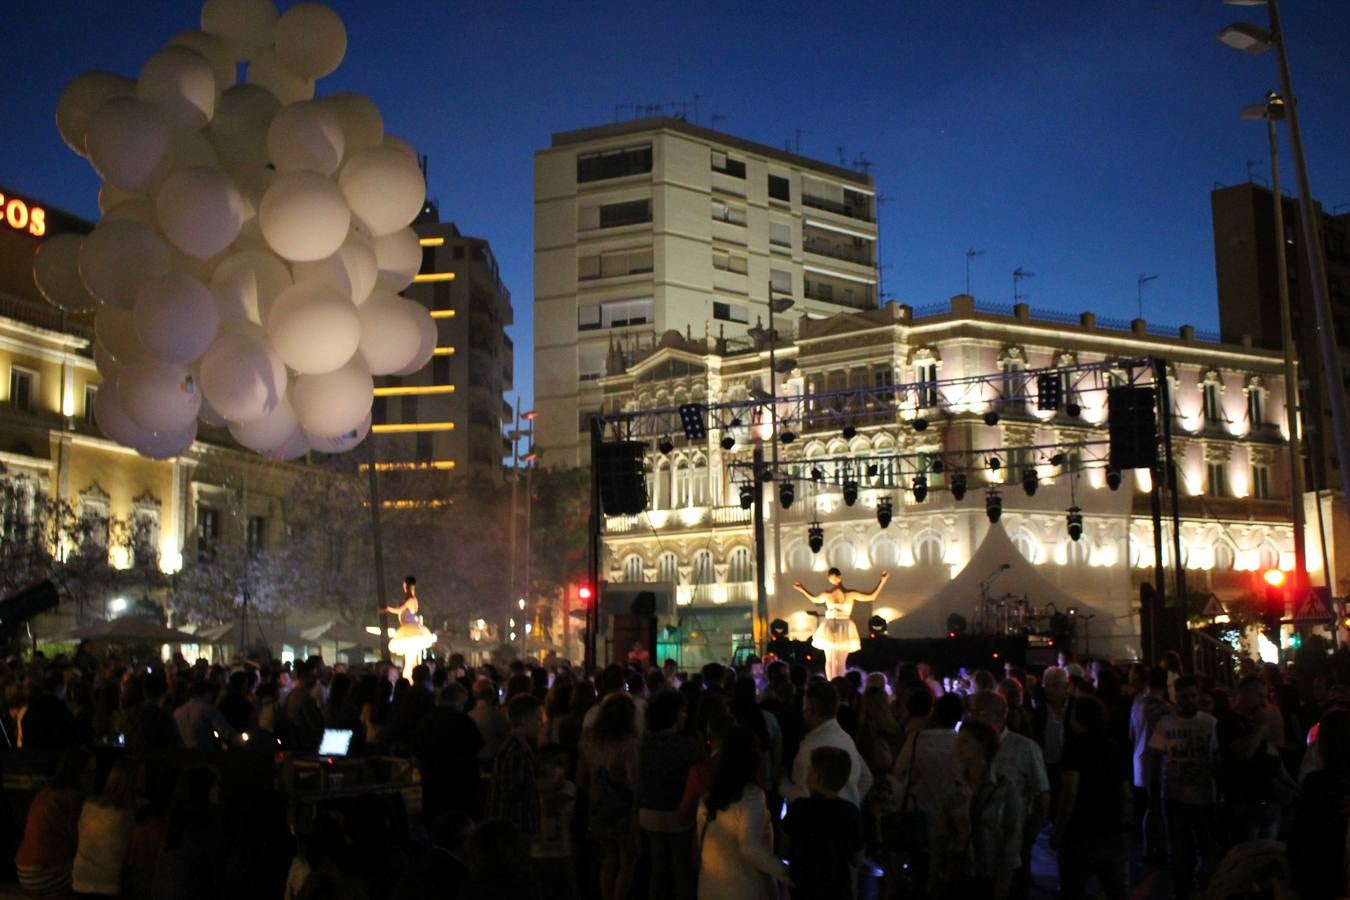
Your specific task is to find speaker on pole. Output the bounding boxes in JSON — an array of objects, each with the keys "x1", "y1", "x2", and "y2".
[
  {"x1": 1107, "y1": 386, "x2": 1158, "y2": 471},
  {"x1": 597, "y1": 440, "x2": 648, "y2": 515}
]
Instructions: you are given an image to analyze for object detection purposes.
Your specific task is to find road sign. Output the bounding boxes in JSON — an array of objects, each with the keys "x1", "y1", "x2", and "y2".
[
  {"x1": 1199, "y1": 593, "x2": 1227, "y2": 618},
  {"x1": 1292, "y1": 587, "x2": 1335, "y2": 625}
]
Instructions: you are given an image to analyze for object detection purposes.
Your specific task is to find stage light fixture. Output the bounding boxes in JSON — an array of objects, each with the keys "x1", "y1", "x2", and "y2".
[
  {"x1": 678, "y1": 403, "x2": 707, "y2": 440},
  {"x1": 730, "y1": 417, "x2": 742, "y2": 427},
  {"x1": 810, "y1": 467, "x2": 824, "y2": 482},
  {"x1": 876, "y1": 496, "x2": 893, "y2": 529},
  {"x1": 1067, "y1": 506, "x2": 1084, "y2": 541},
  {"x1": 951, "y1": 473, "x2": 968, "y2": 501},
  {"x1": 986, "y1": 489, "x2": 1003, "y2": 523},
  {"x1": 988, "y1": 456, "x2": 1001, "y2": 471},
  {"x1": 720, "y1": 435, "x2": 735, "y2": 451},
  {"x1": 779, "y1": 429, "x2": 796, "y2": 444},
  {"x1": 769, "y1": 618, "x2": 789, "y2": 639},
  {"x1": 984, "y1": 411, "x2": 1000, "y2": 426},
  {"x1": 912, "y1": 473, "x2": 928, "y2": 503},
  {"x1": 930, "y1": 458, "x2": 944, "y2": 474},
  {"x1": 779, "y1": 479, "x2": 795, "y2": 509},
  {"x1": 1050, "y1": 452, "x2": 1066, "y2": 467},
  {"x1": 1022, "y1": 468, "x2": 1038, "y2": 497},
  {"x1": 658, "y1": 436, "x2": 674, "y2": 455},
  {"x1": 739, "y1": 482, "x2": 755, "y2": 510},
  {"x1": 868, "y1": 615, "x2": 887, "y2": 636},
  {"x1": 866, "y1": 464, "x2": 879, "y2": 477},
  {"x1": 843, "y1": 480, "x2": 859, "y2": 506},
  {"x1": 1106, "y1": 469, "x2": 1122, "y2": 491},
  {"x1": 912, "y1": 417, "x2": 928, "y2": 431},
  {"x1": 759, "y1": 466, "x2": 775, "y2": 483},
  {"x1": 842, "y1": 425, "x2": 858, "y2": 440},
  {"x1": 1065, "y1": 402, "x2": 1081, "y2": 418},
  {"x1": 808, "y1": 522, "x2": 824, "y2": 553}
]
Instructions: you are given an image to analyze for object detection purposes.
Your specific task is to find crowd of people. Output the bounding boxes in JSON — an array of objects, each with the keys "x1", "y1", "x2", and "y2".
[{"x1": 0, "y1": 638, "x2": 1347, "y2": 899}]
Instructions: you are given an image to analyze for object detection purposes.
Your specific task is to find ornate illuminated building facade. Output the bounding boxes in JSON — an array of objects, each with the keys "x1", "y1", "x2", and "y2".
[{"x1": 597, "y1": 295, "x2": 1305, "y2": 666}]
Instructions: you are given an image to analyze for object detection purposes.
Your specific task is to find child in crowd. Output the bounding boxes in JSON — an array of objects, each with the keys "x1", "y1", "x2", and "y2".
[
  {"x1": 782, "y1": 746, "x2": 865, "y2": 900},
  {"x1": 534, "y1": 745, "x2": 578, "y2": 900}
]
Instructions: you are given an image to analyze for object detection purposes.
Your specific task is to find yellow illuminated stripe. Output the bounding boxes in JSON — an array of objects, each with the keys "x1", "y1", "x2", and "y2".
[
  {"x1": 418, "y1": 237, "x2": 445, "y2": 247},
  {"x1": 432, "y1": 346, "x2": 456, "y2": 356},
  {"x1": 430, "y1": 309, "x2": 455, "y2": 319},
  {"x1": 372, "y1": 385, "x2": 457, "y2": 397},
  {"x1": 371, "y1": 422, "x2": 456, "y2": 434},
  {"x1": 382, "y1": 499, "x2": 452, "y2": 509},
  {"x1": 413, "y1": 272, "x2": 456, "y2": 283},
  {"x1": 360, "y1": 460, "x2": 457, "y2": 472}
]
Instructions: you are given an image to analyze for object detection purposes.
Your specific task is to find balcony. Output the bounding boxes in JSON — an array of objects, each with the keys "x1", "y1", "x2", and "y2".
[
  {"x1": 802, "y1": 233, "x2": 875, "y2": 267},
  {"x1": 803, "y1": 275, "x2": 876, "y2": 311},
  {"x1": 801, "y1": 193, "x2": 874, "y2": 223}
]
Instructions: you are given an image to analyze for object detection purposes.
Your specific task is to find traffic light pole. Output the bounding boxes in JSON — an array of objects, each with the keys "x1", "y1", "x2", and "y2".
[{"x1": 585, "y1": 417, "x2": 602, "y2": 673}]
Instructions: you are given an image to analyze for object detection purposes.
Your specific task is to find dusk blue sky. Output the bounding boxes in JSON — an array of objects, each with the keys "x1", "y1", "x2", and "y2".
[{"x1": 4, "y1": 1, "x2": 1348, "y2": 417}]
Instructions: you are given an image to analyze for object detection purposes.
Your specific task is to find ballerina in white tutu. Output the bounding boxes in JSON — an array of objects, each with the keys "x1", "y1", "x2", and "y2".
[
  {"x1": 790, "y1": 567, "x2": 890, "y2": 680},
  {"x1": 382, "y1": 576, "x2": 437, "y2": 680}
]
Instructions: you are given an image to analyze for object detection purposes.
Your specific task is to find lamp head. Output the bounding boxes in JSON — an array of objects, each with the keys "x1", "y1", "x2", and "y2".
[
  {"x1": 951, "y1": 472, "x2": 968, "y2": 501},
  {"x1": 808, "y1": 522, "x2": 824, "y2": 554},
  {"x1": 1218, "y1": 22, "x2": 1272, "y2": 55},
  {"x1": 912, "y1": 473, "x2": 928, "y2": 503},
  {"x1": 876, "y1": 497, "x2": 893, "y2": 529},
  {"x1": 739, "y1": 482, "x2": 755, "y2": 510},
  {"x1": 779, "y1": 479, "x2": 795, "y2": 509},
  {"x1": 843, "y1": 480, "x2": 859, "y2": 507},
  {"x1": 770, "y1": 297, "x2": 794, "y2": 315}
]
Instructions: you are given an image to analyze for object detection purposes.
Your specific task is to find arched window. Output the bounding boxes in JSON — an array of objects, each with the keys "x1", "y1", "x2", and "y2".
[
  {"x1": 673, "y1": 458, "x2": 691, "y2": 508},
  {"x1": 692, "y1": 549, "x2": 715, "y2": 585},
  {"x1": 1257, "y1": 541, "x2": 1280, "y2": 571},
  {"x1": 827, "y1": 540, "x2": 856, "y2": 571},
  {"x1": 1213, "y1": 540, "x2": 1236, "y2": 571},
  {"x1": 870, "y1": 536, "x2": 901, "y2": 569},
  {"x1": 691, "y1": 456, "x2": 708, "y2": 507},
  {"x1": 1012, "y1": 530, "x2": 1038, "y2": 564},
  {"x1": 913, "y1": 530, "x2": 945, "y2": 567},
  {"x1": 657, "y1": 552, "x2": 679, "y2": 585},
  {"x1": 727, "y1": 547, "x2": 753, "y2": 583},
  {"x1": 622, "y1": 554, "x2": 645, "y2": 583},
  {"x1": 649, "y1": 459, "x2": 671, "y2": 510},
  {"x1": 786, "y1": 540, "x2": 813, "y2": 573},
  {"x1": 1066, "y1": 538, "x2": 1089, "y2": 567}
]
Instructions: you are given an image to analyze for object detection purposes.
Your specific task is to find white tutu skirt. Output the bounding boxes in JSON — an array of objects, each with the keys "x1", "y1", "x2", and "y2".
[{"x1": 813, "y1": 617, "x2": 861, "y2": 653}]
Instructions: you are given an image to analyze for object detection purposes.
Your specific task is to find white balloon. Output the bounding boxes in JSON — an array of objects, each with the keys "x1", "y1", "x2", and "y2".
[
  {"x1": 137, "y1": 45, "x2": 217, "y2": 130},
  {"x1": 229, "y1": 395, "x2": 298, "y2": 452},
  {"x1": 118, "y1": 361, "x2": 201, "y2": 433},
  {"x1": 261, "y1": 425, "x2": 310, "y2": 461},
  {"x1": 133, "y1": 272, "x2": 220, "y2": 364},
  {"x1": 165, "y1": 30, "x2": 235, "y2": 92},
  {"x1": 93, "y1": 379, "x2": 151, "y2": 447},
  {"x1": 275, "y1": 3, "x2": 348, "y2": 80},
  {"x1": 201, "y1": 0, "x2": 279, "y2": 59},
  {"x1": 199, "y1": 329, "x2": 288, "y2": 422},
  {"x1": 371, "y1": 226, "x2": 421, "y2": 292},
  {"x1": 291, "y1": 355, "x2": 372, "y2": 438},
  {"x1": 267, "y1": 101, "x2": 343, "y2": 174},
  {"x1": 198, "y1": 395, "x2": 229, "y2": 427},
  {"x1": 209, "y1": 84, "x2": 280, "y2": 173},
  {"x1": 156, "y1": 166, "x2": 246, "y2": 258},
  {"x1": 307, "y1": 412, "x2": 369, "y2": 454},
  {"x1": 79, "y1": 219, "x2": 173, "y2": 309},
  {"x1": 97, "y1": 182, "x2": 143, "y2": 216},
  {"x1": 100, "y1": 196, "x2": 158, "y2": 229},
  {"x1": 95, "y1": 305, "x2": 149, "y2": 365},
  {"x1": 152, "y1": 130, "x2": 221, "y2": 189},
  {"x1": 357, "y1": 292, "x2": 427, "y2": 375},
  {"x1": 209, "y1": 249, "x2": 292, "y2": 324},
  {"x1": 136, "y1": 421, "x2": 198, "y2": 459},
  {"x1": 56, "y1": 71, "x2": 134, "y2": 158},
  {"x1": 381, "y1": 134, "x2": 416, "y2": 162},
  {"x1": 33, "y1": 233, "x2": 101, "y2": 315},
  {"x1": 339, "y1": 147, "x2": 425, "y2": 236},
  {"x1": 246, "y1": 50, "x2": 314, "y2": 105},
  {"x1": 84, "y1": 97, "x2": 174, "y2": 194},
  {"x1": 321, "y1": 92, "x2": 384, "y2": 156},
  {"x1": 393, "y1": 306, "x2": 438, "y2": 376},
  {"x1": 258, "y1": 170, "x2": 351, "y2": 261},
  {"x1": 293, "y1": 229, "x2": 377, "y2": 304},
  {"x1": 266, "y1": 280, "x2": 360, "y2": 373}
]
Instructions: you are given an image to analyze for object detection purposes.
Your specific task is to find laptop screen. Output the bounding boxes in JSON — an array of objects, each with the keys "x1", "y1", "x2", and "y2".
[{"x1": 318, "y1": 728, "x2": 353, "y2": 757}]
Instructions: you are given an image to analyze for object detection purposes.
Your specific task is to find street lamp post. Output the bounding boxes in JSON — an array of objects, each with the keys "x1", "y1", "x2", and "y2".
[
  {"x1": 1241, "y1": 92, "x2": 1309, "y2": 593},
  {"x1": 1221, "y1": 2, "x2": 1350, "y2": 601},
  {"x1": 507, "y1": 404, "x2": 535, "y2": 659}
]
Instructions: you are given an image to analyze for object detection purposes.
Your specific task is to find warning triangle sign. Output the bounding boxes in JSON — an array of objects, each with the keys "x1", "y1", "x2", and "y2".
[
  {"x1": 1199, "y1": 593, "x2": 1226, "y2": 618},
  {"x1": 1292, "y1": 587, "x2": 1335, "y2": 624}
]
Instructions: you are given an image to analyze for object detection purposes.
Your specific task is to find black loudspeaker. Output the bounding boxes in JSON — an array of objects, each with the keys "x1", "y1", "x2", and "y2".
[
  {"x1": 630, "y1": 591, "x2": 656, "y2": 616},
  {"x1": 1107, "y1": 386, "x2": 1158, "y2": 471},
  {"x1": 0, "y1": 580, "x2": 59, "y2": 633},
  {"x1": 597, "y1": 440, "x2": 648, "y2": 515}
]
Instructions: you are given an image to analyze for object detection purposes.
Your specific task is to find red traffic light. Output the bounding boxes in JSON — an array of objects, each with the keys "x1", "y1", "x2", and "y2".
[
  {"x1": 578, "y1": 586, "x2": 593, "y2": 601},
  {"x1": 1263, "y1": 569, "x2": 1286, "y2": 588}
]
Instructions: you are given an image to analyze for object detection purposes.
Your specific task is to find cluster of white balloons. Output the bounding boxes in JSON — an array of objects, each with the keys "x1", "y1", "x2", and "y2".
[{"x1": 33, "y1": 0, "x2": 435, "y2": 461}]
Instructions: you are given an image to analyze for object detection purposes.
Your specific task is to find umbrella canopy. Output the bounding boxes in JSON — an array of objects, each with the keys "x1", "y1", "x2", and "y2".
[
  {"x1": 300, "y1": 620, "x2": 381, "y2": 649},
  {"x1": 54, "y1": 617, "x2": 202, "y2": 644}
]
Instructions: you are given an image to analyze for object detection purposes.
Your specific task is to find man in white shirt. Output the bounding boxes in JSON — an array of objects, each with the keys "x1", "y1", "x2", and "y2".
[
  {"x1": 970, "y1": 689, "x2": 1049, "y2": 900},
  {"x1": 779, "y1": 680, "x2": 872, "y2": 808}
]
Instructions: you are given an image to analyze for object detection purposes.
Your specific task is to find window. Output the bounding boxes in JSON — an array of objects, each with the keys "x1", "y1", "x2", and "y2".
[
  {"x1": 712, "y1": 249, "x2": 748, "y2": 274},
  {"x1": 1202, "y1": 381, "x2": 1223, "y2": 424},
  {"x1": 581, "y1": 199, "x2": 652, "y2": 230},
  {"x1": 1246, "y1": 386, "x2": 1265, "y2": 427},
  {"x1": 247, "y1": 515, "x2": 266, "y2": 557},
  {"x1": 577, "y1": 297, "x2": 653, "y2": 331},
  {"x1": 711, "y1": 150, "x2": 746, "y2": 178},
  {"x1": 770, "y1": 268, "x2": 792, "y2": 295},
  {"x1": 768, "y1": 174, "x2": 790, "y2": 202},
  {"x1": 728, "y1": 547, "x2": 753, "y2": 583},
  {"x1": 83, "y1": 385, "x2": 98, "y2": 425},
  {"x1": 577, "y1": 144, "x2": 652, "y2": 183},
  {"x1": 713, "y1": 301, "x2": 748, "y2": 323},
  {"x1": 1207, "y1": 462, "x2": 1229, "y2": 497},
  {"x1": 78, "y1": 486, "x2": 111, "y2": 556},
  {"x1": 914, "y1": 531, "x2": 945, "y2": 567},
  {"x1": 711, "y1": 200, "x2": 746, "y2": 225},
  {"x1": 1066, "y1": 539, "x2": 1089, "y2": 567},
  {"x1": 827, "y1": 540, "x2": 856, "y2": 570},
  {"x1": 874, "y1": 368, "x2": 894, "y2": 388},
  {"x1": 691, "y1": 457, "x2": 708, "y2": 506},
  {"x1": 1251, "y1": 463, "x2": 1271, "y2": 499},
  {"x1": 1214, "y1": 541, "x2": 1236, "y2": 571},
  {"x1": 691, "y1": 549, "x2": 715, "y2": 585},
  {"x1": 657, "y1": 552, "x2": 679, "y2": 585},
  {"x1": 769, "y1": 221, "x2": 791, "y2": 248},
  {"x1": 579, "y1": 247, "x2": 653, "y2": 281},
  {"x1": 9, "y1": 367, "x2": 35, "y2": 412},
  {"x1": 1000, "y1": 358, "x2": 1025, "y2": 402},
  {"x1": 870, "y1": 536, "x2": 900, "y2": 569},
  {"x1": 915, "y1": 359, "x2": 939, "y2": 408},
  {"x1": 196, "y1": 506, "x2": 220, "y2": 562},
  {"x1": 1012, "y1": 531, "x2": 1038, "y2": 564},
  {"x1": 786, "y1": 541, "x2": 813, "y2": 573},
  {"x1": 622, "y1": 554, "x2": 645, "y2": 583}
]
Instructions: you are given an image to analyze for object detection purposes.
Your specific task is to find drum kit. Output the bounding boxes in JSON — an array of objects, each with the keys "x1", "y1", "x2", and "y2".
[{"x1": 973, "y1": 593, "x2": 1051, "y2": 636}]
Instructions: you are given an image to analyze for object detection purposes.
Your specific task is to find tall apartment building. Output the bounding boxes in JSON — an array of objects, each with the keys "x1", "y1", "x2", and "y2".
[
  {"x1": 534, "y1": 118, "x2": 879, "y2": 467},
  {"x1": 374, "y1": 210, "x2": 514, "y2": 478},
  {"x1": 1212, "y1": 182, "x2": 1350, "y2": 493}
]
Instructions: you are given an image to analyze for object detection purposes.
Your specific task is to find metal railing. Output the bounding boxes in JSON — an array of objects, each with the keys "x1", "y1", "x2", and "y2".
[
  {"x1": 802, "y1": 238, "x2": 874, "y2": 266},
  {"x1": 801, "y1": 194, "x2": 876, "y2": 223}
]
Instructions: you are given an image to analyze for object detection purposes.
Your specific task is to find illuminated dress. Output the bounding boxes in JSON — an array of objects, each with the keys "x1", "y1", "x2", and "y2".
[
  {"x1": 385, "y1": 577, "x2": 436, "y2": 680},
  {"x1": 814, "y1": 594, "x2": 863, "y2": 654}
]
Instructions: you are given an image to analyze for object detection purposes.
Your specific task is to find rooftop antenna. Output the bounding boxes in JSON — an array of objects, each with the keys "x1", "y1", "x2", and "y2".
[
  {"x1": 965, "y1": 249, "x2": 984, "y2": 296},
  {"x1": 711, "y1": 113, "x2": 728, "y2": 130},
  {"x1": 792, "y1": 128, "x2": 807, "y2": 155},
  {"x1": 851, "y1": 153, "x2": 873, "y2": 176},
  {"x1": 1136, "y1": 273, "x2": 1158, "y2": 320},
  {"x1": 837, "y1": 145, "x2": 847, "y2": 167},
  {"x1": 1013, "y1": 266, "x2": 1035, "y2": 303},
  {"x1": 691, "y1": 94, "x2": 701, "y2": 125}
]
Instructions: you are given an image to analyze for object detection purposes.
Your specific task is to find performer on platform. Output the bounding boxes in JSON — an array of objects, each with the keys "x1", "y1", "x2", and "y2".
[
  {"x1": 382, "y1": 576, "x2": 437, "y2": 680},
  {"x1": 791, "y1": 568, "x2": 890, "y2": 680}
]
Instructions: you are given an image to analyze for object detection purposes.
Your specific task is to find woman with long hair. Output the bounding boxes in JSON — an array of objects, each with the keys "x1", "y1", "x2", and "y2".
[
  {"x1": 578, "y1": 692, "x2": 640, "y2": 900},
  {"x1": 72, "y1": 758, "x2": 143, "y2": 896},
  {"x1": 696, "y1": 726, "x2": 788, "y2": 899}
]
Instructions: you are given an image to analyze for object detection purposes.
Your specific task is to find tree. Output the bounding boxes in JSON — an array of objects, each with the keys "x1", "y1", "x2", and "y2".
[{"x1": 527, "y1": 467, "x2": 590, "y2": 600}]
